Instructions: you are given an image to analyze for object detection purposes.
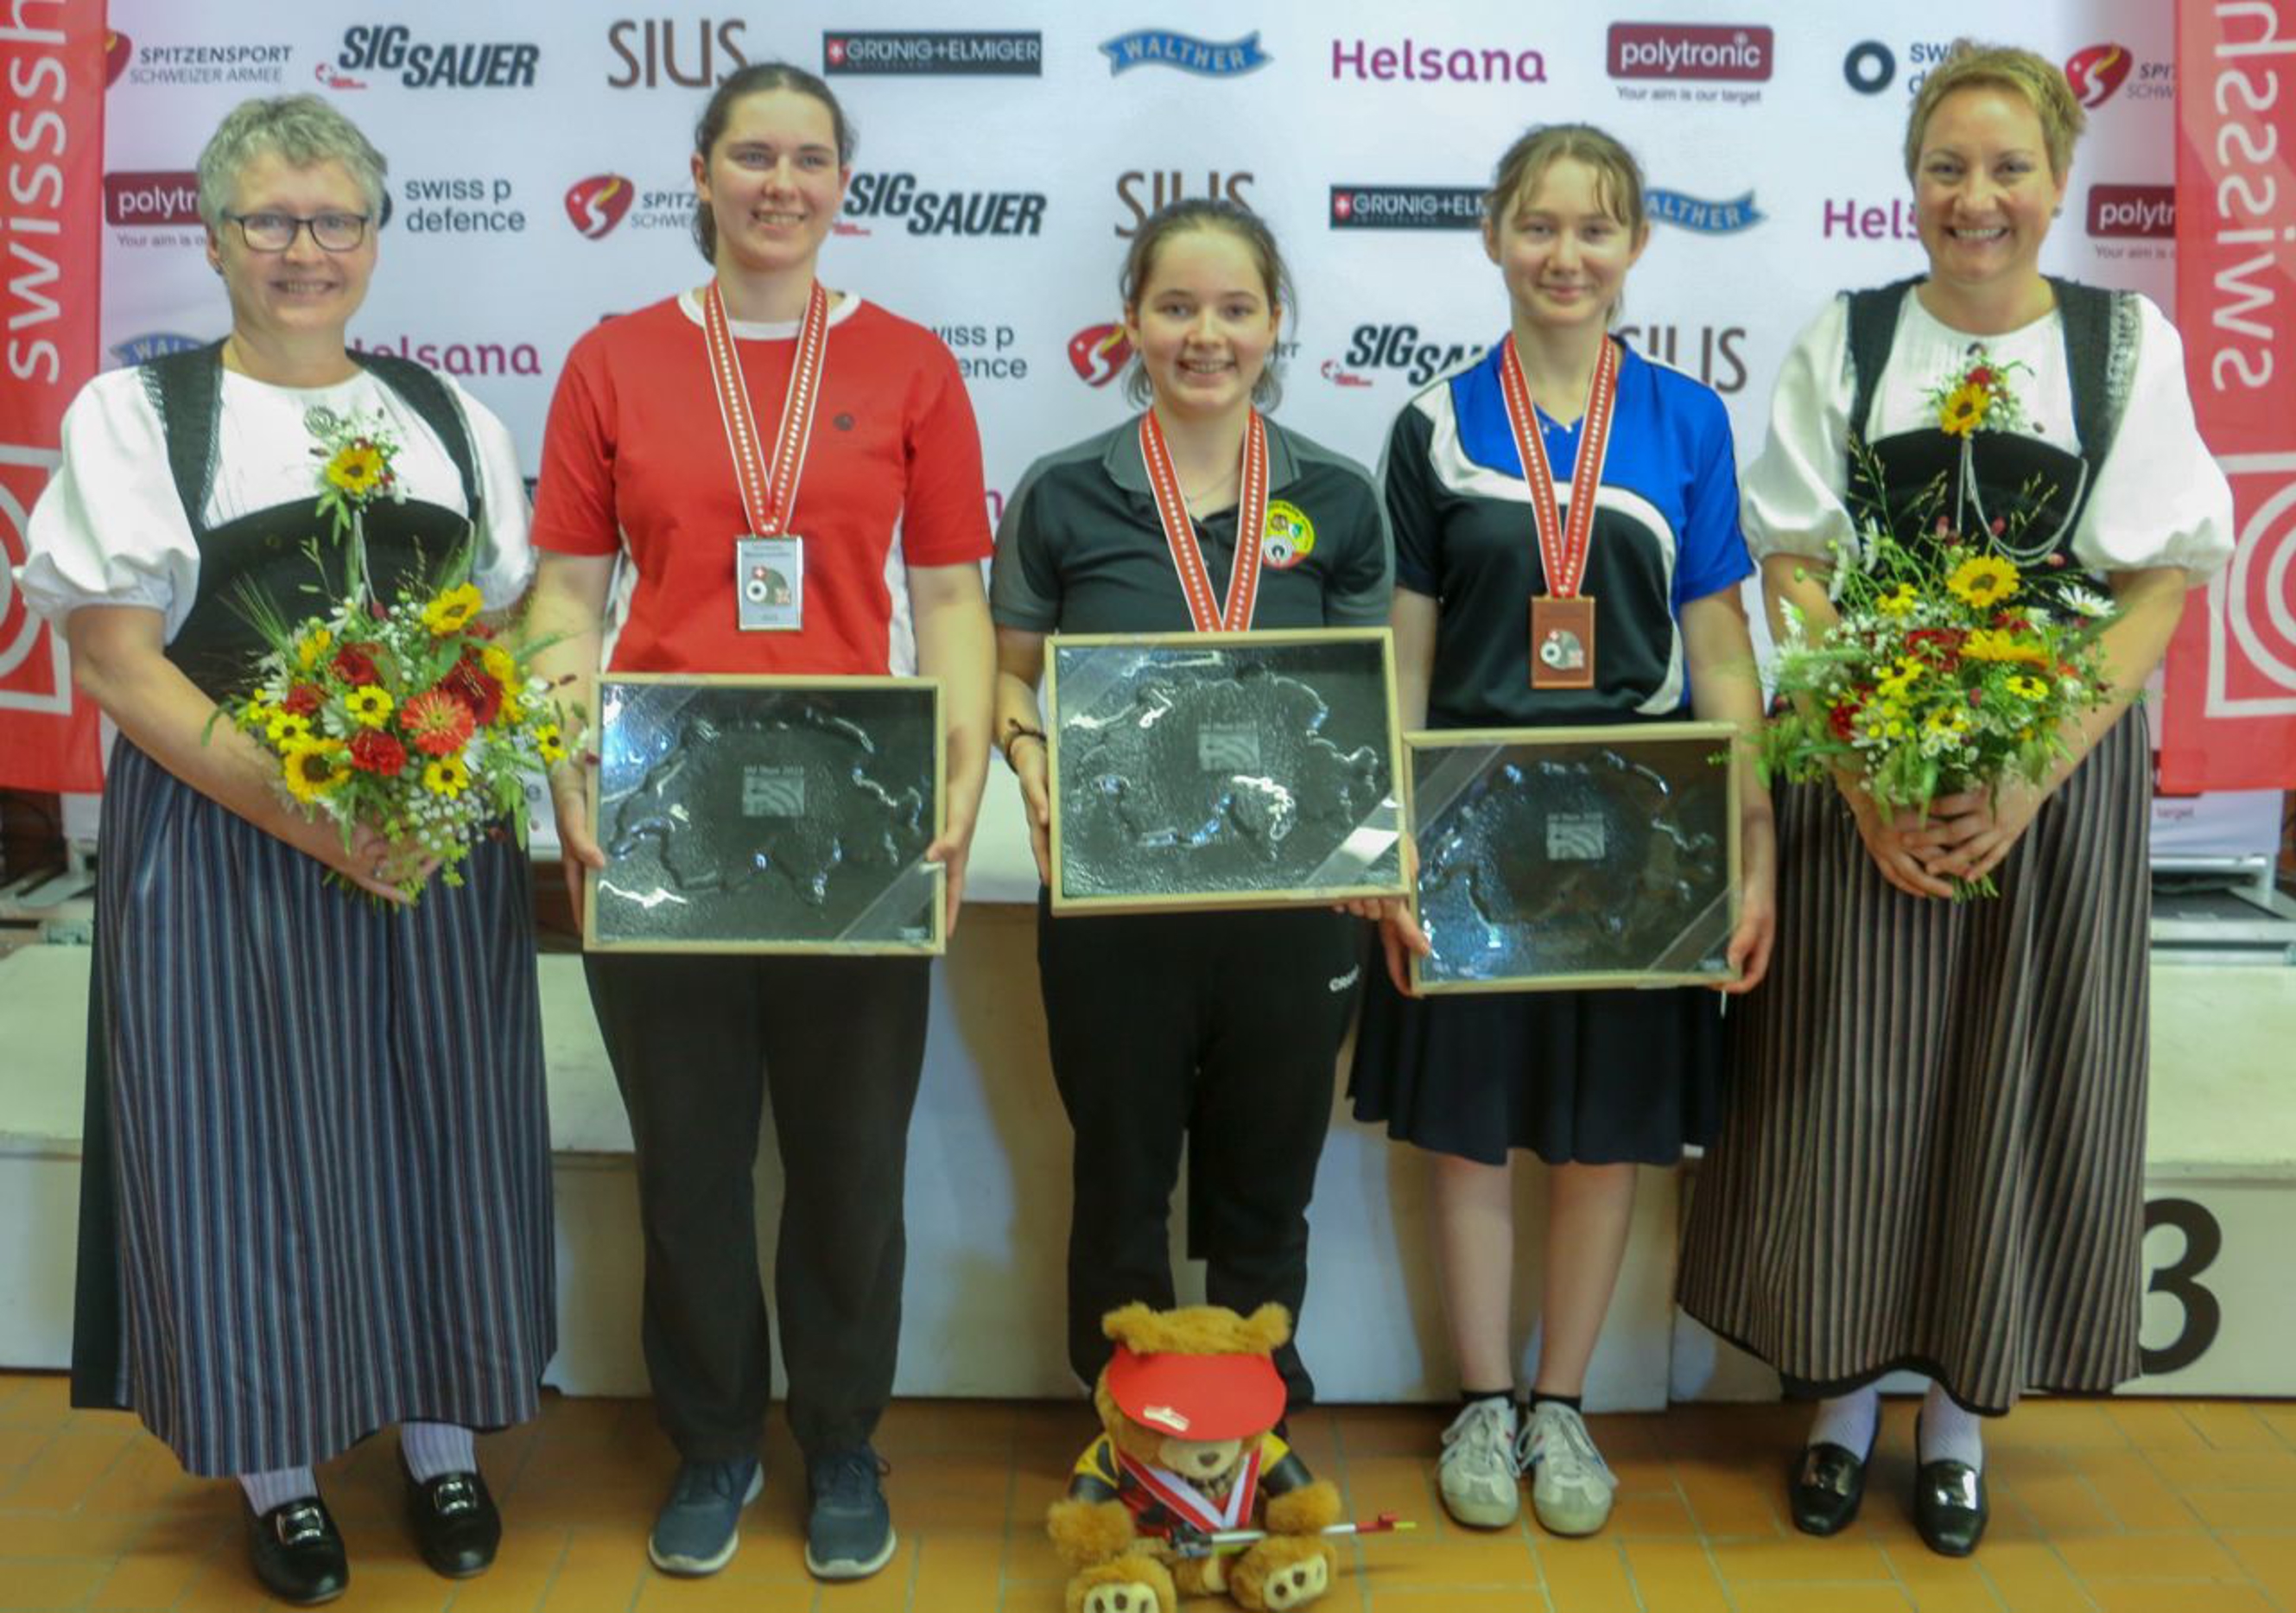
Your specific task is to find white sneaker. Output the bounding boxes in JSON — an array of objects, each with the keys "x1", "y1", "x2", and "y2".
[
  {"x1": 1437, "y1": 1398, "x2": 1521, "y2": 1528},
  {"x1": 1519, "y1": 1402, "x2": 1615, "y2": 1536}
]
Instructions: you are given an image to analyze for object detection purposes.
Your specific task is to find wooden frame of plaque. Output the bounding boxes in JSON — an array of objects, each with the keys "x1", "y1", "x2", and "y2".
[
  {"x1": 1404, "y1": 721, "x2": 1741, "y2": 994},
  {"x1": 583, "y1": 672, "x2": 946, "y2": 955},
  {"x1": 1044, "y1": 627, "x2": 1407, "y2": 916}
]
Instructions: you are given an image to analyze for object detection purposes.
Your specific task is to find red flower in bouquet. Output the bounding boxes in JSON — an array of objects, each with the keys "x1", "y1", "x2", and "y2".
[
  {"x1": 441, "y1": 653, "x2": 504, "y2": 727},
  {"x1": 347, "y1": 728, "x2": 408, "y2": 777},
  {"x1": 282, "y1": 683, "x2": 324, "y2": 717},
  {"x1": 331, "y1": 643, "x2": 381, "y2": 685},
  {"x1": 400, "y1": 688, "x2": 476, "y2": 756},
  {"x1": 1904, "y1": 626, "x2": 1967, "y2": 669}
]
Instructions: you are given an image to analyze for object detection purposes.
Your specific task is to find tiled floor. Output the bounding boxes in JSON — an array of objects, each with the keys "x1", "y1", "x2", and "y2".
[{"x1": 1, "y1": 1374, "x2": 2290, "y2": 1610}]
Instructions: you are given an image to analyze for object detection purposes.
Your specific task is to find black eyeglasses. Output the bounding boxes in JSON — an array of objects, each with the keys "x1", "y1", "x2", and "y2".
[{"x1": 221, "y1": 210, "x2": 372, "y2": 252}]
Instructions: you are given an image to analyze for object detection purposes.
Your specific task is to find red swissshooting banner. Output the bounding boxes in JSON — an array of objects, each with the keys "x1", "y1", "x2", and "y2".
[
  {"x1": 2165, "y1": 1, "x2": 2296, "y2": 792},
  {"x1": 0, "y1": 0, "x2": 105, "y2": 792}
]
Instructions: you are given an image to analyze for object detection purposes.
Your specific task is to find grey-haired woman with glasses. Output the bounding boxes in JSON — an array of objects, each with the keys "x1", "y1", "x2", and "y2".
[{"x1": 16, "y1": 95, "x2": 551, "y2": 1605}]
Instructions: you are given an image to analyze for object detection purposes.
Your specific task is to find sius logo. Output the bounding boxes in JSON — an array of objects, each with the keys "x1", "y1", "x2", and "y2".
[
  {"x1": 1617, "y1": 324, "x2": 1750, "y2": 394},
  {"x1": 1608, "y1": 24, "x2": 1772, "y2": 81},
  {"x1": 2064, "y1": 43, "x2": 2134, "y2": 108},
  {"x1": 1117, "y1": 170, "x2": 1253, "y2": 238},
  {"x1": 1646, "y1": 188, "x2": 1764, "y2": 233},
  {"x1": 843, "y1": 173, "x2": 1045, "y2": 236},
  {"x1": 103, "y1": 171, "x2": 201, "y2": 226},
  {"x1": 336, "y1": 25, "x2": 539, "y2": 89},
  {"x1": 111, "y1": 333, "x2": 203, "y2": 366},
  {"x1": 1100, "y1": 29, "x2": 1269, "y2": 76},
  {"x1": 1331, "y1": 37, "x2": 1548, "y2": 85},
  {"x1": 1346, "y1": 325, "x2": 1487, "y2": 386},
  {"x1": 2089, "y1": 183, "x2": 2174, "y2": 238},
  {"x1": 565, "y1": 175, "x2": 635, "y2": 238},
  {"x1": 1069, "y1": 324, "x2": 1132, "y2": 387},
  {"x1": 1329, "y1": 185, "x2": 1483, "y2": 231},
  {"x1": 822, "y1": 31, "x2": 1042, "y2": 77},
  {"x1": 607, "y1": 18, "x2": 749, "y2": 88}
]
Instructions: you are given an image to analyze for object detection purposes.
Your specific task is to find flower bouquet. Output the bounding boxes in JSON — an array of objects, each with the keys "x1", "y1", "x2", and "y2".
[
  {"x1": 1760, "y1": 454, "x2": 2122, "y2": 899},
  {"x1": 215, "y1": 406, "x2": 566, "y2": 899}
]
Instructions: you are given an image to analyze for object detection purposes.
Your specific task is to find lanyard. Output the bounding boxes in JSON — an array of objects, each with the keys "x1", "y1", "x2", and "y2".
[
  {"x1": 1138, "y1": 408, "x2": 1270, "y2": 632},
  {"x1": 701, "y1": 278, "x2": 829, "y2": 536}
]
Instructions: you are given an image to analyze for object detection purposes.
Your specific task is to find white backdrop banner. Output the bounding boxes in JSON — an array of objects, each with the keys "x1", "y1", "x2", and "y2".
[{"x1": 94, "y1": 0, "x2": 2185, "y2": 892}]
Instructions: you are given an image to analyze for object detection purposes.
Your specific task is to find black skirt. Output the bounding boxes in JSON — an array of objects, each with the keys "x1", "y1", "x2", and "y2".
[{"x1": 1348, "y1": 962, "x2": 1726, "y2": 1167}]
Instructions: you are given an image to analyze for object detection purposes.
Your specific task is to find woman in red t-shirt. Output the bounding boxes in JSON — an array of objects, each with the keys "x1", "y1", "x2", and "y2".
[{"x1": 525, "y1": 61, "x2": 993, "y2": 1585}]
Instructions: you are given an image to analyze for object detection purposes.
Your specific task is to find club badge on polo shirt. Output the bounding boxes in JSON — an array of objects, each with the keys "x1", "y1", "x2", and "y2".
[
  {"x1": 736, "y1": 535, "x2": 804, "y2": 632},
  {"x1": 1259, "y1": 499, "x2": 1316, "y2": 569}
]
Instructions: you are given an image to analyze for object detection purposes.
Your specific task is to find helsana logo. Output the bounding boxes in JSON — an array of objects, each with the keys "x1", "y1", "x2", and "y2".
[
  {"x1": 565, "y1": 175, "x2": 635, "y2": 238},
  {"x1": 104, "y1": 31, "x2": 130, "y2": 87},
  {"x1": 2064, "y1": 43, "x2": 2133, "y2": 108},
  {"x1": 1068, "y1": 323, "x2": 1132, "y2": 387}
]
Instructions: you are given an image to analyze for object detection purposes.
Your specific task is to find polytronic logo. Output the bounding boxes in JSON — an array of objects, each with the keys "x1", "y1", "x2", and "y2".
[
  {"x1": 104, "y1": 171, "x2": 202, "y2": 226},
  {"x1": 1607, "y1": 24, "x2": 1773, "y2": 81},
  {"x1": 1068, "y1": 323, "x2": 1132, "y2": 386},
  {"x1": 565, "y1": 175, "x2": 635, "y2": 238},
  {"x1": 2064, "y1": 43, "x2": 2133, "y2": 108},
  {"x1": 2088, "y1": 183, "x2": 2174, "y2": 238}
]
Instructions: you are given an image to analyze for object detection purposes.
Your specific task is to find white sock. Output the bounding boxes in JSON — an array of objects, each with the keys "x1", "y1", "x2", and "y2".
[
  {"x1": 400, "y1": 1421, "x2": 478, "y2": 1482},
  {"x1": 239, "y1": 1467, "x2": 320, "y2": 1515},
  {"x1": 1919, "y1": 1382, "x2": 1984, "y2": 1471},
  {"x1": 1806, "y1": 1386, "x2": 1879, "y2": 1457}
]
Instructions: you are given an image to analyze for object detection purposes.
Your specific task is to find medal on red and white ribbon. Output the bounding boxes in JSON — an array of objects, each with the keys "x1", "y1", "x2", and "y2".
[
  {"x1": 1138, "y1": 408, "x2": 1271, "y2": 633},
  {"x1": 1497, "y1": 333, "x2": 1619, "y2": 689},
  {"x1": 1114, "y1": 1442, "x2": 1264, "y2": 1536},
  {"x1": 703, "y1": 279, "x2": 829, "y2": 632}
]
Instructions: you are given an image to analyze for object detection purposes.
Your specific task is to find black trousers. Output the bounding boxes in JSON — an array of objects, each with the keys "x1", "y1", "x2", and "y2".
[
  {"x1": 584, "y1": 950, "x2": 928, "y2": 1463},
  {"x1": 1037, "y1": 894, "x2": 1363, "y2": 1407}
]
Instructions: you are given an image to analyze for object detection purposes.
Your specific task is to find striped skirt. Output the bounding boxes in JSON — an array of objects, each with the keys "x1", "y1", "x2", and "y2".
[
  {"x1": 73, "y1": 740, "x2": 555, "y2": 1476},
  {"x1": 1677, "y1": 710, "x2": 2151, "y2": 1413}
]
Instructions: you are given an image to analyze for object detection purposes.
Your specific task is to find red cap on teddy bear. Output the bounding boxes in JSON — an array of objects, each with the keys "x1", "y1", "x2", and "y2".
[{"x1": 1106, "y1": 1343, "x2": 1287, "y2": 1443}]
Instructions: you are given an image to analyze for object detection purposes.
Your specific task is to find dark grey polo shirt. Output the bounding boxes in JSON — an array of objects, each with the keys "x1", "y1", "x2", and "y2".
[{"x1": 989, "y1": 415, "x2": 1392, "y2": 635}]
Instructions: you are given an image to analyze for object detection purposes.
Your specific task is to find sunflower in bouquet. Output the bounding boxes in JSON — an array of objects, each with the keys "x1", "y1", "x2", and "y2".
[
  {"x1": 217, "y1": 407, "x2": 568, "y2": 899},
  {"x1": 1759, "y1": 448, "x2": 2122, "y2": 898}
]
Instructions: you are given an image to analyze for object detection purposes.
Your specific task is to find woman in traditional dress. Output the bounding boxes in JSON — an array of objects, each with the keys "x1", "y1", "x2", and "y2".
[
  {"x1": 526, "y1": 62, "x2": 993, "y2": 1583},
  {"x1": 990, "y1": 199, "x2": 1391, "y2": 1414},
  {"x1": 20, "y1": 95, "x2": 551, "y2": 1603},
  {"x1": 1677, "y1": 41, "x2": 2234, "y2": 1556},
  {"x1": 1348, "y1": 124, "x2": 1774, "y2": 1539}
]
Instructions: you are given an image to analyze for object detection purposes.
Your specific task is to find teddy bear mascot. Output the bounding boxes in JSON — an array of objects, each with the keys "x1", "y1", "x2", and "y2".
[{"x1": 1046, "y1": 1303, "x2": 1345, "y2": 1613}]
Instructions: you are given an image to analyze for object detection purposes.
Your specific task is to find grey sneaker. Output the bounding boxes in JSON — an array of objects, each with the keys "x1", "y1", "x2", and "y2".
[
  {"x1": 648, "y1": 1457, "x2": 762, "y2": 1576},
  {"x1": 1519, "y1": 1402, "x2": 1615, "y2": 1536},
  {"x1": 805, "y1": 1446, "x2": 896, "y2": 1580},
  {"x1": 1437, "y1": 1398, "x2": 1522, "y2": 1527}
]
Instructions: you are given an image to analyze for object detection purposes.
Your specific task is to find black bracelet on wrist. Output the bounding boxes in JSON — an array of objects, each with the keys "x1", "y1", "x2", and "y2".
[{"x1": 1000, "y1": 724, "x2": 1047, "y2": 770}]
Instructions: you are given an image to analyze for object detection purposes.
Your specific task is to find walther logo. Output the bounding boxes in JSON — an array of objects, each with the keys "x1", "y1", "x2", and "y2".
[
  {"x1": 104, "y1": 171, "x2": 201, "y2": 226},
  {"x1": 1608, "y1": 24, "x2": 1773, "y2": 80},
  {"x1": 2089, "y1": 183, "x2": 2174, "y2": 238}
]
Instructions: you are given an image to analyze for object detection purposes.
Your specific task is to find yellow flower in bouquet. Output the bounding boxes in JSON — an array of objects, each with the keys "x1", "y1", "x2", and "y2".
[
  {"x1": 1963, "y1": 627, "x2": 2048, "y2": 665},
  {"x1": 281, "y1": 740, "x2": 351, "y2": 803},
  {"x1": 324, "y1": 441, "x2": 387, "y2": 497},
  {"x1": 2005, "y1": 674, "x2": 2052, "y2": 701},
  {"x1": 422, "y1": 755, "x2": 472, "y2": 798},
  {"x1": 1876, "y1": 582, "x2": 1919, "y2": 617},
  {"x1": 265, "y1": 708, "x2": 315, "y2": 746},
  {"x1": 1946, "y1": 555, "x2": 2019, "y2": 608},
  {"x1": 295, "y1": 626, "x2": 333, "y2": 670},
  {"x1": 344, "y1": 685, "x2": 395, "y2": 727},
  {"x1": 533, "y1": 722, "x2": 568, "y2": 766},
  {"x1": 422, "y1": 583, "x2": 484, "y2": 637}
]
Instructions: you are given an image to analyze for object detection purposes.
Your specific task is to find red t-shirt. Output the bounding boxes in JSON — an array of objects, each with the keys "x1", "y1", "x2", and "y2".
[{"x1": 533, "y1": 290, "x2": 992, "y2": 675}]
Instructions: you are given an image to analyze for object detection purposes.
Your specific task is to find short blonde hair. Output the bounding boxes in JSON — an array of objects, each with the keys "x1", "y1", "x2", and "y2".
[
  {"x1": 196, "y1": 95, "x2": 387, "y2": 228},
  {"x1": 1903, "y1": 40, "x2": 2086, "y2": 181},
  {"x1": 1485, "y1": 123, "x2": 1647, "y2": 238}
]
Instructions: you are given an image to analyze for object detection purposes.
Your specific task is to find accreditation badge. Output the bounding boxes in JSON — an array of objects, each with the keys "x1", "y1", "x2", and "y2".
[
  {"x1": 1259, "y1": 499, "x2": 1316, "y2": 569},
  {"x1": 735, "y1": 535, "x2": 804, "y2": 632}
]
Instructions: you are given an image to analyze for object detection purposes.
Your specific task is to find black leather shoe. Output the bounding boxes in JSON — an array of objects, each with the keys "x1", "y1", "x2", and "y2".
[
  {"x1": 1787, "y1": 1441, "x2": 1871, "y2": 1536},
  {"x1": 402, "y1": 1457, "x2": 502, "y2": 1578},
  {"x1": 1914, "y1": 1457, "x2": 1988, "y2": 1555},
  {"x1": 244, "y1": 1495, "x2": 349, "y2": 1605}
]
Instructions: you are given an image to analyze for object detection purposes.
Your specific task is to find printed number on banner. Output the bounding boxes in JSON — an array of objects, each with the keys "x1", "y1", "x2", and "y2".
[{"x1": 2139, "y1": 1197, "x2": 2223, "y2": 1376}]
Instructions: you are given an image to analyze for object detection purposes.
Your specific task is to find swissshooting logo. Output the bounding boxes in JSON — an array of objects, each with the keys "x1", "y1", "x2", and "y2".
[
  {"x1": 2064, "y1": 43, "x2": 2134, "y2": 108},
  {"x1": 565, "y1": 175, "x2": 635, "y2": 238},
  {"x1": 1069, "y1": 323, "x2": 1132, "y2": 387},
  {"x1": 1646, "y1": 188, "x2": 1764, "y2": 233},
  {"x1": 1100, "y1": 29, "x2": 1269, "y2": 76}
]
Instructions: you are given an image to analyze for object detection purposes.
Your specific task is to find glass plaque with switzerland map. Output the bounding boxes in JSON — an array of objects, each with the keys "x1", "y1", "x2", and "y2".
[
  {"x1": 1405, "y1": 722, "x2": 1740, "y2": 992},
  {"x1": 1045, "y1": 629, "x2": 1405, "y2": 914},
  {"x1": 585, "y1": 675, "x2": 943, "y2": 953}
]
